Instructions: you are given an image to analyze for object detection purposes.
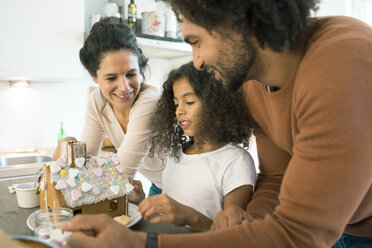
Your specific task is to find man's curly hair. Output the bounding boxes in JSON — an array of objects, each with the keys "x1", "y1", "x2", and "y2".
[
  {"x1": 150, "y1": 62, "x2": 254, "y2": 162},
  {"x1": 161, "y1": 0, "x2": 320, "y2": 51}
]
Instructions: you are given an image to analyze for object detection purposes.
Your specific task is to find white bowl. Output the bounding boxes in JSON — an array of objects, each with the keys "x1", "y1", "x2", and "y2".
[{"x1": 15, "y1": 182, "x2": 40, "y2": 208}]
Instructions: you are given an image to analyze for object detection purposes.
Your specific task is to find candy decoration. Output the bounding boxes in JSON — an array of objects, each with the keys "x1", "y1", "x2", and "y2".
[
  {"x1": 110, "y1": 185, "x2": 120, "y2": 195},
  {"x1": 68, "y1": 168, "x2": 79, "y2": 179},
  {"x1": 125, "y1": 183, "x2": 134, "y2": 193},
  {"x1": 55, "y1": 179, "x2": 67, "y2": 190},
  {"x1": 96, "y1": 157, "x2": 106, "y2": 167},
  {"x1": 92, "y1": 185, "x2": 101, "y2": 195},
  {"x1": 92, "y1": 167, "x2": 103, "y2": 177},
  {"x1": 75, "y1": 157, "x2": 85, "y2": 168},
  {"x1": 66, "y1": 178, "x2": 76, "y2": 188},
  {"x1": 60, "y1": 169, "x2": 68, "y2": 176},
  {"x1": 56, "y1": 158, "x2": 66, "y2": 168},
  {"x1": 82, "y1": 182, "x2": 92, "y2": 192},
  {"x1": 71, "y1": 189, "x2": 82, "y2": 201},
  {"x1": 50, "y1": 164, "x2": 61, "y2": 174}
]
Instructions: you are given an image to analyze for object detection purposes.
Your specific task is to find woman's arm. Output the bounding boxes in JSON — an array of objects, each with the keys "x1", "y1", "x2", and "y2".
[{"x1": 115, "y1": 88, "x2": 159, "y2": 178}]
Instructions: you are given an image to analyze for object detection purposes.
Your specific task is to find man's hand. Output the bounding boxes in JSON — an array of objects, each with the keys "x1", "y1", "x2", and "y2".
[
  {"x1": 53, "y1": 136, "x2": 77, "y2": 161},
  {"x1": 62, "y1": 214, "x2": 146, "y2": 248},
  {"x1": 128, "y1": 179, "x2": 146, "y2": 204},
  {"x1": 210, "y1": 205, "x2": 256, "y2": 231},
  {"x1": 138, "y1": 193, "x2": 191, "y2": 227}
]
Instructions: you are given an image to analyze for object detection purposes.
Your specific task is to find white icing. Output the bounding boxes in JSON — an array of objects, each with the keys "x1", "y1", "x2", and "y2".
[
  {"x1": 65, "y1": 178, "x2": 76, "y2": 188},
  {"x1": 110, "y1": 185, "x2": 120, "y2": 195},
  {"x1": 68, "y1": 168, "x2": 79, "y2": 179}
]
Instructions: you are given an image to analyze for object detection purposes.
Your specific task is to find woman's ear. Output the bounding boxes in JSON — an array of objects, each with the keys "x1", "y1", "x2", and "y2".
[{"x1": 92, "y1": 76, "x2": 99, "y2": 84}]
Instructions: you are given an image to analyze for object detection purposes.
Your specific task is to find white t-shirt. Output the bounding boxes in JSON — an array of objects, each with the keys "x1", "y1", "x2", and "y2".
[
  {"x1": 162, "y1": 143, "x2": 256, "y2": 220},
  {"x1": 81, "y1": 86, "x2": 165, "y2": 188}
]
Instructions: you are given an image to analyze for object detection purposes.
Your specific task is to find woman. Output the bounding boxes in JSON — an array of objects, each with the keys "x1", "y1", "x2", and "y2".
[{"x1": 53, "y1": 18, "x2": 164, "y2": 198}]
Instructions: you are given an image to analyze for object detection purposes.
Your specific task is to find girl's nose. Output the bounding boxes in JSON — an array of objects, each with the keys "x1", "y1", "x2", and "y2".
[{"x1": 175, "y1": 105, "x2": 185, "y2": 116}]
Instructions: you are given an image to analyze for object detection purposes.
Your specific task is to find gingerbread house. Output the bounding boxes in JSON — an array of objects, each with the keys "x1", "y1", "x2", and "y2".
[{"x1": 37, "y1": 141, "x2": 133, "y2": 218}]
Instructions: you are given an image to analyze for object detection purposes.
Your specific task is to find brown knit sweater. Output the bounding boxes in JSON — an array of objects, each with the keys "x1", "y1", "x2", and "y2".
[{"x1": 159, "y1": 16, "x2": 372, "y2": 248}]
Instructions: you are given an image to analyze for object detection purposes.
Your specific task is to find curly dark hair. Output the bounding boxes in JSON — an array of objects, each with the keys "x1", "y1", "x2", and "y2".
[
  {"x1": 161, "y1": 0, "x2": 320, "y2": 51},
  {"x1": 150, "y1": 61, "x2": 254, "y2": 162},
  {"x1": 80, "y1": 17, "x2": 148, "y2": 79}
]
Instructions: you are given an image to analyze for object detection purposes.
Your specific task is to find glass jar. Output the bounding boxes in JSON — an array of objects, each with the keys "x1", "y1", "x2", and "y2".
[{"x1": 34, "y1": 208, "x2": 73, "y2": 248}]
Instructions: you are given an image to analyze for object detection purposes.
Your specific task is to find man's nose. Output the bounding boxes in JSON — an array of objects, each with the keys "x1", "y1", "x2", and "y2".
[{"x1": 192, "y1": 48, "x2": 204, "y2": 70}]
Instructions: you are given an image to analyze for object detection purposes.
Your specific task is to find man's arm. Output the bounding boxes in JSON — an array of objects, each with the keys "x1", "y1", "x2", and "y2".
[{"x1": 246, "y1": 127, "x2": 290, "y2": 218}]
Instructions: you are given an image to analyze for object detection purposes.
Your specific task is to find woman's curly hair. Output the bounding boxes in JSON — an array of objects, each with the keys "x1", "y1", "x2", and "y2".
[
  {"x1": 161, "y1": 0, "x2": 320, "y2": 51},
  {"x1": 150, "y1": 61, "x2": 254, "y2": 162}
]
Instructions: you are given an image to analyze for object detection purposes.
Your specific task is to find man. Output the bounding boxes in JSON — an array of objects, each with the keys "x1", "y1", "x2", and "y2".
[{"x1": 63, "y1": 0, "x2": 372, "y2": 247}]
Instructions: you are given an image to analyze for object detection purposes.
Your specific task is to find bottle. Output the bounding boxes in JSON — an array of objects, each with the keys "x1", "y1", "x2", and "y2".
[
  {"x1": 128, "y1": 0, "x2": 137, "y2": 32},
  {"x1": 57, "y1": 122, "x2": 66, "y2": 144}
]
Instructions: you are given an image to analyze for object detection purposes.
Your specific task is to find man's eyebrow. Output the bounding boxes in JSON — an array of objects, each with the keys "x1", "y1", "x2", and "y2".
[{"x1": 183, "y1": 35, "x2": 198, "y2": 44}]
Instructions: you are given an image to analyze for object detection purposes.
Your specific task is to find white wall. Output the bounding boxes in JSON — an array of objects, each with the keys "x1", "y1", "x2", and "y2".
[
  {"x1": 315, "y1": 0, "x2": 348, "y2": 16},
  {"x1": 0, "y1": 57, "x2": 175, "y2": 152}
]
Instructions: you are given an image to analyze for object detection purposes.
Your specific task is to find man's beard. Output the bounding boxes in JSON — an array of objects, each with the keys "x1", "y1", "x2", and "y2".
[{"x1": 210, "y1": 39, "x2": 255, "y2": 92}]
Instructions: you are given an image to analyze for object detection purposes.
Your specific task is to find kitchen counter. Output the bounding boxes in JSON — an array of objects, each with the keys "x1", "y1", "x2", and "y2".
[{"x1": 0, "y1": 176, "x2": 192, "y2": 237}]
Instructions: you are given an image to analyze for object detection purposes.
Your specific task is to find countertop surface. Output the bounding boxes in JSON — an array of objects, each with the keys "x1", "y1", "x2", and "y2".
[{"x1": 0, "y1": 176, "x2": 192, "y2": 237}]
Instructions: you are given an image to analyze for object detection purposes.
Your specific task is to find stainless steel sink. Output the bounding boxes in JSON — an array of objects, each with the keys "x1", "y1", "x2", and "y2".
[
  {"x1": 0, "y1": 155, "x2": 52, "y2": 167},
  {"x1": 0, "y1": 154, "x2": 53, "y2": 179}
]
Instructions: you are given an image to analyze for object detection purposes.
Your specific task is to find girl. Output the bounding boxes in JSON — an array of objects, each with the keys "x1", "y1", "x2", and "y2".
[{"x1": 137, "y1": 62, "x2": 256, "y2": 231}]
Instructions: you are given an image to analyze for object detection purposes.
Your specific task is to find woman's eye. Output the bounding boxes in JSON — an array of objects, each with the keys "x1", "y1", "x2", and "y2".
[
  {"x1": 107, "y1": 77, "x2": 117, "y2": 81},
  {"x1": 174, "y1": 104, "x2": 179, "y2": 108},
  {"x1": 186, "y1": 101, "x2": 195, "y2": 105},
  {"x1": 127, "y1": 73, "x2": 137, "y2": 78}
]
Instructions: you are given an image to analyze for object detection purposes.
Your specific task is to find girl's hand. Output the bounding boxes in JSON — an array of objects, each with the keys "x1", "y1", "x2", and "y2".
[
  {"x1": 210, "y1": 205, "x2": 255, "y2": 231},
  {"x1": 138, "y1": 194, "x2": 191, "y2": 227},
  {"x1": 53, "y1": 136, "x2": 77, "y2": 160},
  {"x1": 128, "y1": 179, "x2": 146, "y2": 204}
]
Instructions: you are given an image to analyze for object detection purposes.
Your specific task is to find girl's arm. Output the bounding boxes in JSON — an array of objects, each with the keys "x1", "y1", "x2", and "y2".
[{"x1": 223, "y1": 185, "x2": 253, "y2": 210}]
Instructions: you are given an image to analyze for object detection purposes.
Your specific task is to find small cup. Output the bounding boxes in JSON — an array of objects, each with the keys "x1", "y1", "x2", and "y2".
[{"x1": 15, "y1": 182, "x2": 40, "y2": 208}]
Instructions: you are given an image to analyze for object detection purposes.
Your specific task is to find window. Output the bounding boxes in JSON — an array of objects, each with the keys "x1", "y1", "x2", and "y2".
[{"x1": 352, "y1": 0, "x2": 372, "y2": 25}]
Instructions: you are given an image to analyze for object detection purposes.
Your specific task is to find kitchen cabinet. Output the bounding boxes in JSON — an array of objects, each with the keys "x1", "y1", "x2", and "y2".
[{"x1": 0, "y1": 0, "x2": 84, "y2": 81}]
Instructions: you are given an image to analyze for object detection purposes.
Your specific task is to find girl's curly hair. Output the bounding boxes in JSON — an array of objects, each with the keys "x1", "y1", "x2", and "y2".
[
  {"x1": 150, "y1": 62, "x2": 254, "y2": 162},
  {"x1": 161, "y1": 0, "x2": 320, "y2": 52}
]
